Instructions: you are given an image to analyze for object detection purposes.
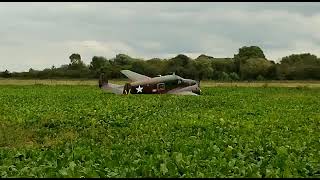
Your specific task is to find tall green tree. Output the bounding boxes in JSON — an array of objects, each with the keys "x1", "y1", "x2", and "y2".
[
  {"x1": 240, "y1": 58, "x2": 273, "y2": 80},
  {"x1": 68, "y1": 53, "x2": 87, "y2": 70},
  {"x1": 2, "y1": 69, "x2": 11, "y2": 78},
  {"x1": 166, "y1": 54, "x2": 192, "y2": 77},
  {"x1": 278, "y1": 53, "x2": 320, "y2": 79},
  {"x1": 234, "y1": 46, "x2": 266, "y2": 78}
]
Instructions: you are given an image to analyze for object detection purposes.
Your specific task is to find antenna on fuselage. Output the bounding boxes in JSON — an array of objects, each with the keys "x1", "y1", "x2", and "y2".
[{"x1": 168, "y1": 72, "x2": 176, "y2": 76}]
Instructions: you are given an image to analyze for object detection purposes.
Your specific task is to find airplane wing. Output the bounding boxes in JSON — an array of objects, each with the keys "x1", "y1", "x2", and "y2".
[
  {"x1": 120, "y1": 70, "x2": 151, "y2": 82},
  {"x1": 168, "y1": 91, "x2": 199, "y2": 96}
]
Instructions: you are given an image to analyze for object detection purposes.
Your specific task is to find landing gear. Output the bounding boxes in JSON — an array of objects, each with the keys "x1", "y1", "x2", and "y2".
[{"x1": 123, "y1": 83, "x2": 131, "y2": 94}]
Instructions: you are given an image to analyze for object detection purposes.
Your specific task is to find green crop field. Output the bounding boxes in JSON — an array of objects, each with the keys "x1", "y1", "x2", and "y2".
[
  {"x1": 0, "y1": 85, "x2": 319, "y2": 178},
  {"x1": 1, "y1": 78, "x2": 320, "y2": 88}
]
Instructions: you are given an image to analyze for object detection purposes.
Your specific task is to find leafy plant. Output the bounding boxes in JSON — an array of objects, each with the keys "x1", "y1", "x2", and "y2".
[{"x1": 0, "y1": 85, "x2": 319, "y2": 177}]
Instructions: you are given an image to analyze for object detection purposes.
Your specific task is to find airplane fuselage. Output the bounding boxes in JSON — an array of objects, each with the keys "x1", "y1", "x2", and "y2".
[
  {"x1": 99, "y1": 70, "x2": 201, "y2": 95},
  {"x1": 122, "y1": 74, "x2": 200, "y2": 95}
]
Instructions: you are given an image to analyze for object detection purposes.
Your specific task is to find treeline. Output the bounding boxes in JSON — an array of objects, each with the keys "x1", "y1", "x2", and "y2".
[{"x1": 1, "y1": 46, "x2": 320, "y2": 81}]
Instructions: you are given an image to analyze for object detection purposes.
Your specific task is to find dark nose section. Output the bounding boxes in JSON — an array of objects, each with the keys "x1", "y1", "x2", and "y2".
[
  {"x1": 184, "y1": 79, "x2": 201, "y2": 95},
  {"x1": 192, "y1": 88, "x2": 201, "y2": 95},
  {"x1": 192, "y1": 83, "x2": 201, "y2": 95}
]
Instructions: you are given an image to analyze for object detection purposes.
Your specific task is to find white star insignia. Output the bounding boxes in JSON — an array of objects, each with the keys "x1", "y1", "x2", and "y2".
[{"x1": 136, "y1": 85, "x2": 143, "y2": 93}]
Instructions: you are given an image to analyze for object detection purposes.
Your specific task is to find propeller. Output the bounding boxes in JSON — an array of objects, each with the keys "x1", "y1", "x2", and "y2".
[
  {"x1": 195, "y1": 77, "x2": 201, "y2": 88},
  {"x1": 196, "y1": 78, "x2": 201, "y2": 93}
]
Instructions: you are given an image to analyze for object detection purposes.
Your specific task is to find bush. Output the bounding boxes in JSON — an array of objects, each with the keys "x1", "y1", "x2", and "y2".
[
  {"x1": 219, "y1": 72, "x2": 231, "y2": 81},
  {"x1": 256, "y1": 75, "x2": 265, "y2": 81},
  {"x1": 1, "y1": 70, "x2": 12, "y2": 78},
  {"x1": 229, "y1": 72, "x2": 240, "y2": 81}
]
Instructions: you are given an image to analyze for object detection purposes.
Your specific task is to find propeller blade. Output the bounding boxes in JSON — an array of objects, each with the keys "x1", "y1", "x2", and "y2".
[{"x1": 197, "y1": 79, "x2": 201, "y2": 87}]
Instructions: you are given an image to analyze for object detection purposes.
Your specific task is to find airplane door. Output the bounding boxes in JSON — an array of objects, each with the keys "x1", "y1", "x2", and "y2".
[{"x1": 157, "y1": 83, "x2": 165, "y2": 93}]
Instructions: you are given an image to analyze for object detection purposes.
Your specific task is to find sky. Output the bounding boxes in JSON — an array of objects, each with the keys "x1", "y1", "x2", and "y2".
[{"x1": 1, "y1": 2, "x2": 320, "y2": 72}]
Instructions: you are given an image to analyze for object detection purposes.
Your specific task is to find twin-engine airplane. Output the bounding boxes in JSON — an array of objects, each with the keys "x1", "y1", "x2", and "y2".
[{"x1": 99, "y1": 70, "x2": 201, "y2": 95}]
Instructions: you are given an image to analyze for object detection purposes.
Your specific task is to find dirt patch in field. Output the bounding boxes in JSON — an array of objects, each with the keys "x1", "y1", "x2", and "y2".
[
  {"x1": 0, "y1": 122, "x2": 37, "y2": 148},
  {"x1": 0, "y1": 121, "x2": 79, "y2": 149}
]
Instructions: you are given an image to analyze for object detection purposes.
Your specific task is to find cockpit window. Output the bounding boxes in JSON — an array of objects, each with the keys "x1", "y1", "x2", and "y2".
[
  {"x1": 176, "y1": 75, "x2": 182, "y2": 79},
  {"x1": 158, "y1": 83, "x2": 165, "y2": 90}
]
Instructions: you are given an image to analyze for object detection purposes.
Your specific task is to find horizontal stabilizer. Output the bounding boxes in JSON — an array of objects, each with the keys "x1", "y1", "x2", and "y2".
[{"x1": 101, "y1": 83, "x2": 124, "y2": 94}]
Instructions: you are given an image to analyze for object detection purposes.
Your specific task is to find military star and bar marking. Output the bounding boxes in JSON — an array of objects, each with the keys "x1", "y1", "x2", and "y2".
[{"x1": 136, "y1": 85, "x2": 143, "y2": 93}]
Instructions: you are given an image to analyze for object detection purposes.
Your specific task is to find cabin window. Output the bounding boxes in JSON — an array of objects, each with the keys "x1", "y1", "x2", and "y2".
[{"x1": 158, "y1": 83, "x2": 165, "y2": 90}]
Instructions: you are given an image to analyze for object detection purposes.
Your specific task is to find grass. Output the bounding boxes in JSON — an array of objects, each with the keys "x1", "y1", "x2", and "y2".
[
  {"x1": 201, "y1": 81, "x2": 320, "y2": 88},
  {"x1": 0, "y1": 85, "x2": 319, "y2": 177},
  {"x1": 1, "y1": 78, "x2": 320, "y2": 88},
  {"x1": 0, "y1": 78, "x2": 128, "y2": 86}
]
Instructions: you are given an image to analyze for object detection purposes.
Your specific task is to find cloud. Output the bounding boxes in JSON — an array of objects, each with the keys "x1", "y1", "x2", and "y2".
[
  {"x1": 66, "y1": 40, "x2": 134, "y2": 56},
  {"x1": 63, "y1": 40, "x2": 138, "y2": 62},
  {"x1": 0, "y1": 2, "x2": 320, "y2": 72},
  {"x1": 266, "y1": 40, "x2": 320, "y2": 62}
]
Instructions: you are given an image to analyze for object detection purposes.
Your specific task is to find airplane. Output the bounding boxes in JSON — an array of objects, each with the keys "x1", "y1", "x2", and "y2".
[{"x1": 98, "y1": 70, "x2": 201, "y2": 95}]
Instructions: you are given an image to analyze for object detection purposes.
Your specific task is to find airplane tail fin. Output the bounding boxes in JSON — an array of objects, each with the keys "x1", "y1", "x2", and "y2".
[
  {"x1": 99, "y1": 73, "x2": 108, "y2": 88},
  {"x1": 99, "y1": 73, "x2": 123, "y2": 94}
]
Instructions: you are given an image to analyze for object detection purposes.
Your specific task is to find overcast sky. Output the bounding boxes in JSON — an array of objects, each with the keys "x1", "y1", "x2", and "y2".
[{"x1": 1, "y1": 2, "x2": 320, "y2": 72}]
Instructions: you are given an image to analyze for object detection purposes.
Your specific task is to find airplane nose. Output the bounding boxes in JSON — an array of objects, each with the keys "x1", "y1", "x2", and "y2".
[
  {"x1": 192, "y1": 86, "x2": 201, "y2": 95},
  {"x1": 193, "y1": 89, "x2": 201, "y2": 95}
]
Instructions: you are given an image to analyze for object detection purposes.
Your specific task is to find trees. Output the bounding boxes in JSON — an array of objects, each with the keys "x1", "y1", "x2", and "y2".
[
  {"x1": 234, "y1": 46, "x2": 266, "y2": 60},
  {"x1": 278, "y1": 53, "x2": 320, "y2": 80},
  {"x1": 280, "y1": 53, "x2": 318, "y2": 65},
  {"x1": 234, "y1": 46, "x2": 266, "y2": 78},
  {"x1": 193, "y1": 59, "x2": 214, "y2": 80},
  {"x1": 219, "y1": 72, "x2": 231, "y2": 81},
  {"x1": 1, "y1": 70, "x2": 11, "y2": 78},
  {"x1": 146, "y1": 58, "x2": 167, "y2": 76},
  {"x1": 89, "y1": 56, "x2": 108, "y2": 71},
  {"x1": 239, "y1": 58, "x2": 273, "y2": 80},
  {"x1": 89, "y1": 56, "x2": 110, "y2": 78},
  {"x1": 69, "y1": 53, "x2": 81, "y2": 64},
  {"x1": 229, "y1": 72, "x2": 240, "y2": 81},
  {"x1": 68, "y1": 53, "x2": 87, "y2": 70},
  {"x1": 166, "y1": 54, "x2": 193, "y2": 78},
  {"x1": 113, "y1": 54, "x2": 138, "y2": 66},
  {"x1": 4, "y1": 47, "x2": 320, "y2": 81},
  {"x1": 130, "y1": 60, "x2": 158, "y2": 77},
  {"x1": 211, "y1": 59, "x2": 236, "y2": 75}
]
